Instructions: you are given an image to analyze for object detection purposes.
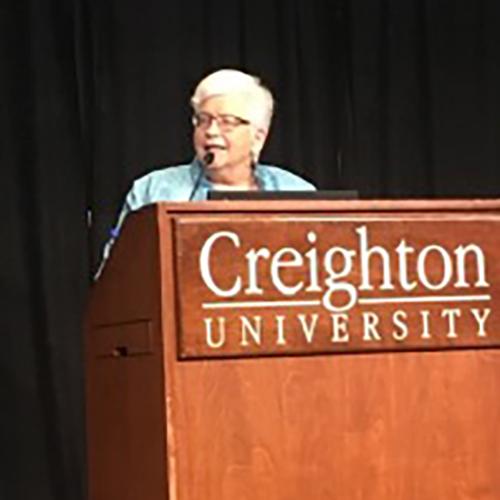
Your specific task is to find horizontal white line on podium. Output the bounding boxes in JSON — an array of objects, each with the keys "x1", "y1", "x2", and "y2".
[
  {"x1": 202, "y1": 294, "x2": 491, "y2": 310},
  {"x1": 202, "y1": 299, "x2": 321, "y2": 309},
  {"x1": 359, "y1": 294, "x2": 491, "y2": 305}
]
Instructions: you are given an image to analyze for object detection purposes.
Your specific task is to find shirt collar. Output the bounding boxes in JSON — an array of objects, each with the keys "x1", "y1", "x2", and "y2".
[{"x1": 189, "y1": 158, "x2": 272, "y2": 193}]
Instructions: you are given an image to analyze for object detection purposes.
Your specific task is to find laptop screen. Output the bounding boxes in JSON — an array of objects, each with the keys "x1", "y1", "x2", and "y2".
[{"x1": 208, "y1": 190, "x2": 359, "y2": 201}]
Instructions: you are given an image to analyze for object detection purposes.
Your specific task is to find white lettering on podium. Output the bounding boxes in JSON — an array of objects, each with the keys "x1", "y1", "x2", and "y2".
[
  {"x1": 298, "y1": 313, "x2": 319, "y2": 344},
  {"x1": 199, "y1": 226, "x2": 491, "y2": 314},
  {"x1": 330, "y1": 314, "x2": 349, "y2": 343},
  {"x1": 200, "y1": 231, "x2": 242, "y2": 297},
  {"x1": 392, "y1": 310, "x2": 409, "y2": 342},
  {"x1": 240, "y1": 316, "x2": 262, "y2": 346},
  {"x1": 471, "y1": 308, "x2": 491, "y2": 337},
  {"x1": 442, "y1": 308, "x2": 462, "y2": 339},
  {"x1": 201, "y1": 306, "x2": 494, "y2": 350},
  {"x1": 363, "y1": 312, "x2": 382, "y2": 342},
  {"x1": 204, "y1": 317, "x2": 226, "y2": 348},
  {"x1": 420, "y1": 310, "x2": 432, "y2": 339},
  {"x1": 454, "y1": 245, "x2": 489, "y2": 287},
  {"x1": 417, "y1": 245, "x2": 453, "y2": 290}
]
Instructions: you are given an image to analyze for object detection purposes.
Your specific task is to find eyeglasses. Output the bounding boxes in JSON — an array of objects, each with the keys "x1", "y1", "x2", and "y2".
[{"x1": 192, "y1": 112, "x2": 251, "y2": 132}]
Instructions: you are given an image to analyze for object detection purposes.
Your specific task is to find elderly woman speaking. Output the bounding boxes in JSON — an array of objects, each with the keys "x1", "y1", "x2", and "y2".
[
  {"x1": 121, "y1": 69, "x2": 315, "y2": 206},
  {"x1": 98, "y1": 69, "x2": 315, "y2": 270},
  {"x1": 188, "y1": 68, "x2": 315, "y2": 197}
]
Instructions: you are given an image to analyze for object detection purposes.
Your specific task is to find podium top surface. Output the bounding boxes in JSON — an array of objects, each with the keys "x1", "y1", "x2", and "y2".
[{"x1": 153, "y1": 198, "x2": 500, "y2": 214}]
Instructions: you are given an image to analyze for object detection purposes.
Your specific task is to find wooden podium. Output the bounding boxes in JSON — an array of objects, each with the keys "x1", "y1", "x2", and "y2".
[{"x1": 85, "y1": 199, "x2": 500, "y2": 500}]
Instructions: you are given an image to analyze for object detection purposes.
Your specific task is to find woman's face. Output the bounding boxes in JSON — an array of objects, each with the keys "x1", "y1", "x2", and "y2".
[{"x1": 193, "y1": 93, "x2": 266, "y2": 178}]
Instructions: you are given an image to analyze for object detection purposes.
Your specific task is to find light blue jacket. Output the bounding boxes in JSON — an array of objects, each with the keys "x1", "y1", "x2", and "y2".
[{"x1": 97, "y1": 159, "x2": 316, "y2": 275}]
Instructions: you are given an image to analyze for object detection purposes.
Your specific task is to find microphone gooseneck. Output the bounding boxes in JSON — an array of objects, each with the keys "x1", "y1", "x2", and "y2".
[{"x1": 188, "y1": 152, "x2": 215, "y2": 201}]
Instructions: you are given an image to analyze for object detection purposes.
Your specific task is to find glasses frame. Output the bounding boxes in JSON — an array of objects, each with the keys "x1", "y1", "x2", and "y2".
[{"x1": 192, "y1": 112, "x2": 252, "y2": 132}]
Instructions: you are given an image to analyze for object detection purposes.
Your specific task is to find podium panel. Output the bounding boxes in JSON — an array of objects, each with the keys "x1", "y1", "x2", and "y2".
[{"x1": 86, "y1": 200, "x2": 500, "y2": 500}]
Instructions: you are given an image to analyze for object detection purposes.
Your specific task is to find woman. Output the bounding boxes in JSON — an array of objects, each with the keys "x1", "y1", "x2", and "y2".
[{"x1": 99, "y1": 69, "x2": 315, "y2": 273}]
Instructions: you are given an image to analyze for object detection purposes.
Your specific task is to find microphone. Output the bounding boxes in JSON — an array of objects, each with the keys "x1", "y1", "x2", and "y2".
[
  {"x1": 204, "y1": 151, "x2": 215, "y2": 166},
  {"x1": 189, "y1": 151, "x2": 215, "y2": 200}
]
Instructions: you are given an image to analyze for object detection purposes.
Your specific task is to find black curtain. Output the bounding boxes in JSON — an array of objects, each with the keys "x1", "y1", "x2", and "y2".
[
  {"x1": 2, "y1": 1, "x2": 88, "y2": 499},
  {"x1": 345, "y1": 0, "x2": 500, "y2": 197},
  {"x1": 2, "y1": 1, "x2": 499, "y2": 499}
]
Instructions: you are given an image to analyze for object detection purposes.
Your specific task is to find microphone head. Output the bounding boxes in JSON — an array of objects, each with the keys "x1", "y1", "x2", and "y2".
[{"x1": 203, "y1": 151, "x2": 215, "y2": 166}]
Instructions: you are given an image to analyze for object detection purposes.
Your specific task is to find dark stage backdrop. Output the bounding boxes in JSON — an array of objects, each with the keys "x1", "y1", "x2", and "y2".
[{"x1": 2, "y1": 0, "x2": 499, "y2": 498}]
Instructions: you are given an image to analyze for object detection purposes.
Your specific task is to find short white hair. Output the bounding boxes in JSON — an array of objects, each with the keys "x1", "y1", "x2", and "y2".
[{"x1": 191, "y1": 69, "x2": 274, "y2": 131}]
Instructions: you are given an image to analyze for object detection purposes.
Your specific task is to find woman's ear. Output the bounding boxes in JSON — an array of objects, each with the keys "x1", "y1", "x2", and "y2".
[{"x1": 251, "y1": 127, "x2": 268, "y2": 162}]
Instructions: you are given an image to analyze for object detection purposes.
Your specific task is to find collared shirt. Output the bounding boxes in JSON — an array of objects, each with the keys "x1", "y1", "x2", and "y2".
[
  {"x1": 124, "y1": 158, "x2": 315, "y2": 203},
  {"x1": 97, "y1": 159, "x2": 316, "y2": 276}
]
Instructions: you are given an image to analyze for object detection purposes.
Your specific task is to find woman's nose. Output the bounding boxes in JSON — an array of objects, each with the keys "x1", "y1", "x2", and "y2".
[{"x1": 205, "y1": 117, "x2": 222, "y2": 135}]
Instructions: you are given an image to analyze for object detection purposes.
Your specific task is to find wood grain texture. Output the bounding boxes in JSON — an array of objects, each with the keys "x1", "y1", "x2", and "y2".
[
  {"x1": 86, "y1": 206, "x2": 169, "y2": 500},
  {"x1": 168, "y1": 350, "x2": 500, "y2": 500},
  {"x1": 85, "y1": 200, "x2": 500, "y2": 500},
  {"x1": 174, "y1": 215, "x2": 500, "y2": 357}
]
